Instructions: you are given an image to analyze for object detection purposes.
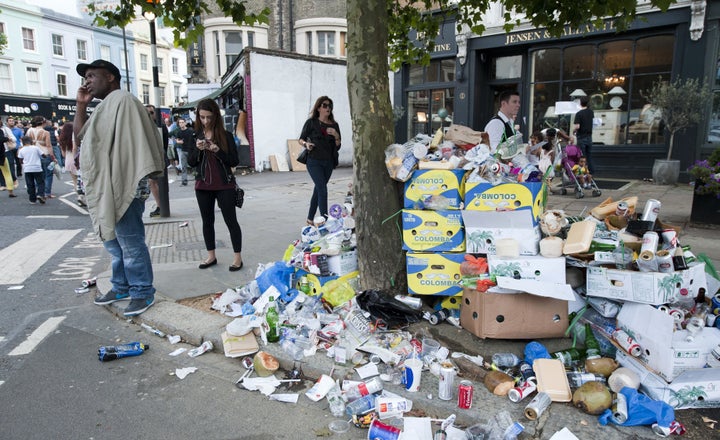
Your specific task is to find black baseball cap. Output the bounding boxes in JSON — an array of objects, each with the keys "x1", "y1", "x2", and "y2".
[{"x1": 76, "y1": 59, "x2": 122, "y2": 82}]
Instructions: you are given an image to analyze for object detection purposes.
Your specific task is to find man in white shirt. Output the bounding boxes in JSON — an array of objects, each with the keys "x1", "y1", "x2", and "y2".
[{"x1": 484, "y1": 90, "x2": 521, "y2": 153}]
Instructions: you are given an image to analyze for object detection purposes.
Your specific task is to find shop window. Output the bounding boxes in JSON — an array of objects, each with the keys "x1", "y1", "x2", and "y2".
[
  {"x1": 529, "y1": 34, "x2": 673, "y2": 146},
  {"x1": 709, "y1": 56, "x2": 720, "y2": 144},
  {"x1": 407, "y1": 88, "x2": 454, "y2": 139},
  {"x1": 409, "y1": 65, "x2": 424, "y2": 86},
  {"x1": 491, "y1": 55, "x2": 522, "y2": 80}
]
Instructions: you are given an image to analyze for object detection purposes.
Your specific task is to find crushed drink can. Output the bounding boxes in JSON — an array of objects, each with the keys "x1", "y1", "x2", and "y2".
[
  {"x1": 615, "y1": 201, "x2": 629, "y2": 217},
  {"x1": 612, "y1": 392, "x2": 628, "y2": 424},
  {"x1": 438, "y1": 362, "x2": 456, "y2": 401},
  {"x1": 428, "y1": 308, "x2": 451, "y2": 325},
  {"x1": 394, "y1": 294, "x2": 422, "y2": 310},
  {"x1": 82, "y1": 277, "x2": 97, "y2": 288},
  {"x1": 457, "y1": 380, "x2": 473, "y2": 409}
]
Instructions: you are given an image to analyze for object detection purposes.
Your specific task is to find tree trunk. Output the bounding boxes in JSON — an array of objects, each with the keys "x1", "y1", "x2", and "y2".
[{"x1": 346, "y1": 0, "x2": 407, "y2": 292}]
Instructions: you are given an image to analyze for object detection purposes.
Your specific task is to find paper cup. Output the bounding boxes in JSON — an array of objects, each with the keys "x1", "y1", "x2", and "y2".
[{"x1": 403, "y1": 358, "x2": 423, "y2": 392}]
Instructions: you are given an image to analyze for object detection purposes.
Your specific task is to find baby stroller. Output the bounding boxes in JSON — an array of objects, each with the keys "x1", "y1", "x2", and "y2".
[{"x1": 559, "y1": 143, "x2": 601, "y2": 198}]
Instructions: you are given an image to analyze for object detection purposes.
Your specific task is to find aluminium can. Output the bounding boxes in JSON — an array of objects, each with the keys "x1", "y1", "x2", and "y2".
[
  {"x1": 612, "y1": 329, "x2": 642, "y2": 356},
  {"x1": 641, "y1": 199, "x2": 661, "y2": 223},
  {"x1": 81, "y1": 277, "x2": 97, "y2": 288},
  {"x1": 524, "y1": 391, "x2": 551, "y2": 420},
  {"x1": 457, "y1": 380, "x2": 473, "y2": 409},
  {"x1": 438, "y1": 363, "x2": 456, "y2": 401},
  {"x1": 508, "y1": 379, "x2": 537, "y2": 403},
  {"x1": 615, "y1": 201, "x2": 629, "y2": 217},
  {"x1": 641, "y1": 231, "x2": 659, "y2": 254}
]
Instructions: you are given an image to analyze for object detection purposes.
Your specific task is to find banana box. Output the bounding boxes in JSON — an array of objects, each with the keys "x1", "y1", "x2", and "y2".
[
  {"x1": 402, "y1": 210, "x2": 465, "y2": 252},
  {"x1": 464, "y1": 181, "x2": 546, "y2": 224},
  {"x1": 404, "y1": 169, "x2": 466, "y2": 210},
  {"x1": 461, "y1": 210, "x2": 540, "y2": 255},
  {"x1": 406, "y1": 252, "x2": 465, "y2": 296}
]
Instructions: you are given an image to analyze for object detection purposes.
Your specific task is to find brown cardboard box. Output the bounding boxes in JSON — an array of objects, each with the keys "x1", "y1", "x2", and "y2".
[
  {"x1": 460, "y1": 287, "x2": 568, "y2": 339},
  {"x1": 287, "y1": 139, "x2": 307, "y2": 171}
]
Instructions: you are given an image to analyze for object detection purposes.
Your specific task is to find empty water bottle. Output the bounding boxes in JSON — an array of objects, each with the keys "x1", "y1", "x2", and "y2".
[
  {"x1": 326, "y1": 381, "x2": 346, "y2": 417},
  {"x1": 280, "y1": 339, "x2": 304, "y2": 361},
  {"x1": 487, "y1": 410, "x2": 524, "y2": 440},
  {"x1": 345, "y1": 394, "x2": 376, "y2": 416},
  {"x1": 491, "y1": 353, "x2": 521, "y2": 368}
]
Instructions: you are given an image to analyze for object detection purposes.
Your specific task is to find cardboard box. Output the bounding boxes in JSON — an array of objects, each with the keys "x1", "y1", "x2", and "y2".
[
  {"x1": 586, "y1": 263, "x2": 707, "y2": 305},
  {"x1": 402, "y1": 210, "x2": 465, "y2": 252},
  {"x1": 464, "y1": 181, "x2": 545, "y2": 223},
  {"x1": 616, "y1": 349, "x2": 720, "y2": 409},
  {"x1": 287, "y1": 139, "x2": 307, "y2": 171},
  {"x1": 460, "y1": 287, "x2": 568, "y2": 339},
  {"x1": 403, "y1": 169, "x2": 466, "y2": 210},
  {"x1": 406, "y1": 252, "x2": 464, "y2": 296},
  {"x1": 616, "y1": 302, "x2": 720, "y2": 381},
  {"x1": 326, "y1": 250, "x2": 358, "y2": 276},
  {"x1": 461, "y1": 210, "x2": 540, "y2": 255},
  {"x1": 488, "y1": 255, "x2": 566, "y2": 283}
]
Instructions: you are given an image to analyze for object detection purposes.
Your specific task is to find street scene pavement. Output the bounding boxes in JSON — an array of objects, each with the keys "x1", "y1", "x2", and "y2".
[{"x1": 94, "y1": 166, "x2": 720, "y2": 439}]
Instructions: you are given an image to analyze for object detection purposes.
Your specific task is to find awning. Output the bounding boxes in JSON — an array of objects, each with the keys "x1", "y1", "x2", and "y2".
[
  {"x1": 173, "y1": 75, "x2": 241, "y2": 113},
  {"x1": 0, "y1": 94, "x2": 53, "y2": 118}
]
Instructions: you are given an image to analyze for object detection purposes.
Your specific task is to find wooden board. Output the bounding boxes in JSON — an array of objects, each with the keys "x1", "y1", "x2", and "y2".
[
  {"x1": 287, "y1": 139, "x2": 307, "y2": 172},
  {"x1": 269, "y1": 154, "x2": 290, "y2": 172}
]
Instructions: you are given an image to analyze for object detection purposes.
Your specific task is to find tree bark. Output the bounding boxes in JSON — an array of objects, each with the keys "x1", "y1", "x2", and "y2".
[{"x1": 346, "y1": 0, "x2": 407, "y2": 292}]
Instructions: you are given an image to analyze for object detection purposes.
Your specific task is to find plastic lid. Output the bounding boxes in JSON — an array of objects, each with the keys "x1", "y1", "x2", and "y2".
[{"x1": 328, "y1": 419, "x2": 350, "y2": 433}]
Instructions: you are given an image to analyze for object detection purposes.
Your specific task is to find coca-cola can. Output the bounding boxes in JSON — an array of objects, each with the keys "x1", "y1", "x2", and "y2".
[
  {"x1": 438, "y1": 363, "x2": 456, "y2": 401},
  {"x1": 457, "y1": 380, "x2": 473, "y2": 409}
]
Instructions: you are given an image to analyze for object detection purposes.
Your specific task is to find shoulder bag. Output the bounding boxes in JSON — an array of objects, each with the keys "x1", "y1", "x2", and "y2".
[
  {"x1": 297, "y1": 147, "x2": 309, "y2": 165},
  {"x1": 233, "y1": 178, "x2": 245, "y2": 209}
]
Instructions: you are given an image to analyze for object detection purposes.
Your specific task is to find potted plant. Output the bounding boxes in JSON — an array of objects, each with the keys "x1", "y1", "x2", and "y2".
[
  {"x1": 642, "y1": 77, "x2": 713, "y2": 185},
  {"x1": 688, "y1": 148, "x2": 720, "y2": 224}
]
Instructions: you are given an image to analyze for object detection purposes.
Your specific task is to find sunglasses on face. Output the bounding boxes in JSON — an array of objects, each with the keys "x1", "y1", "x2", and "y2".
[{"x1": 321, "y1": 102, "x2": 332, "y2": 109}]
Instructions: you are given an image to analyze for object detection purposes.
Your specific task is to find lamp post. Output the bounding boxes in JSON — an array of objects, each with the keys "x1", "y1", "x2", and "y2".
[{"x1": 144, "y1": 8, "x2": 170, "y2": 218}]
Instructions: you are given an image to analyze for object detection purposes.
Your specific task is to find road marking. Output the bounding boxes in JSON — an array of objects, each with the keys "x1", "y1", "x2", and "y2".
[
  {"x1": 0, "y1": 336, "x2": 5, "y2": 342},
  {"x1": 0, "y1": 381, "x2": 4, "y2": 387},
  {"x1": 0, "y1": 229, "x2": 82, "y2": 284},
  {"x1": 27, "y1": 215, "x2": 70, "y2": 219},
  {"x1": 8, "y1": 316, "x2": 66, "y2": 356},
  {"x1": 59, "y1": 192, "x2": 89, "y2": 215}
]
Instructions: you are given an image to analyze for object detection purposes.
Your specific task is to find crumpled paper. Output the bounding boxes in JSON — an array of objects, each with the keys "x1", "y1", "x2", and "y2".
[
  {"x1": 175, "y1": 367, "x2": 198, "y2": 379},
  {"x1": 241, "y1": 375, "x2": 281, "y2": 396}
]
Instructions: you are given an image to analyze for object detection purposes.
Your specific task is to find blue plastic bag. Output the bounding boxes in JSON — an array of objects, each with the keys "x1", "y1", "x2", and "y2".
[
  {"x1": 255, "y1": 262, "x2": 294, "y2": 298},
  {"x1": 524, "y1": 341, "x2": 551, "y2": 366},
  {"x1": 599, "y1": 387, "x2": 674, "y2": 428}
]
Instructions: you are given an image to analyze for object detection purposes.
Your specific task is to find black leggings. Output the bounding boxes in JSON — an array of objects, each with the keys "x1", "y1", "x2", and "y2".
[{"x1": 195, "y1": 188, "x2": 242, "y2": 253}]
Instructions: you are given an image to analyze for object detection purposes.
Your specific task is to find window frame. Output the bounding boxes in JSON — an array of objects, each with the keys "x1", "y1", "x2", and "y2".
[
  {"x1": 26, "y1": 66, "x2": 41, "y2": 94},
  {"x1": 140, "y1": 54, "x2": 149, "y2": 71},
  {"x1": 52, "y1": 34, "x2": 64, "y2": 57},
  {"x1": 56, "y1": 73, "x2": 68, "y2": 97},
  {"x1": 76, "y1": 39, "x2": 88, "y2": 61},
  {"x1": 22, "y1": 27, "x2": 36, "y2": 52},
  {"x1": 0, "y1": 62, "x2": 13, "y2": 92}
]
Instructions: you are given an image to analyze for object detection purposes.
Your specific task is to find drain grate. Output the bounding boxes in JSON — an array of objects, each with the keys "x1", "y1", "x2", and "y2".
[{"x1": 145, "y1": 221, "x2": 226, "y2": 263}]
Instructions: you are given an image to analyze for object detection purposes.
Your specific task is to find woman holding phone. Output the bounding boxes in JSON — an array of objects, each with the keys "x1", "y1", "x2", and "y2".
[{"x1": 187, "y1": 99, "x2": 244, "y2": 271}]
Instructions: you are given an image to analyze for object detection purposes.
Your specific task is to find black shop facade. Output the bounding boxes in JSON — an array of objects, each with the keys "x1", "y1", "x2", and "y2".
[{"x1": 393, "y1": 5, "x2": 720, "y2": 180}]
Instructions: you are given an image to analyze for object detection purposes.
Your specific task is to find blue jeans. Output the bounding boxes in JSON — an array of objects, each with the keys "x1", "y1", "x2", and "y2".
[
  {"x1": 103, "y1": 198, "x2": 155, "y2": 300},
  {"x1": 52, "y1": 144, "x2": 64, "y2": 167},
  {"x1": 40, "y1": 155, "x2": 54, "y2": 196},
  {"x1": 177, "y1": 149, "x2": 189, "y2": 183},
  {"x1": 306, "y1": 157, "x2": 334, "y2": 221}
]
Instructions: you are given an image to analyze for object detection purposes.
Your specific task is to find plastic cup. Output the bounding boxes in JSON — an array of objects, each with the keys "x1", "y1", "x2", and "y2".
[
  {"x1": 403, "y1": 358, "x2": 423, "y2": 392},
  {"x1": 613, "y1": 247, "x2": 633, "y2": 270},
  {"x1": 421, "y1": 338, "x2": 441, "y2": 359}
]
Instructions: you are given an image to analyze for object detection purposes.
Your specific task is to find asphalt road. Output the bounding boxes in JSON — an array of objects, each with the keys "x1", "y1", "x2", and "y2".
[{"x1": 0, "y1": 179, "x2": 358, "y2": 440}]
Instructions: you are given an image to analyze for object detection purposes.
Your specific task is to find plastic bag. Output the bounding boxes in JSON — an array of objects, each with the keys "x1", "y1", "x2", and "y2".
[
  {"x1": 355, "y1": 289, "x2": 422, "y2": 328},
  {"x1": 322, "y1": 279, "x2": 356, "y2": 308},
  {"x1": 255, "y1": 262, "x2": 294, "y2": 298},
  {"x1": 598, "y1": 386, "x2": 674, "y2": 428}
]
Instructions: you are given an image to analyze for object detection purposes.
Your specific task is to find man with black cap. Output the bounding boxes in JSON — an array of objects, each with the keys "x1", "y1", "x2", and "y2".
[{"x1": 73, "y1": 59, "x2": 165, "y2": 317}]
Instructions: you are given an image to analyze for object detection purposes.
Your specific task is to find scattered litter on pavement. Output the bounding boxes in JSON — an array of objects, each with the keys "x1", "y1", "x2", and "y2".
[
  {"x1": 549, "y1": 427, "x2": 580, "y2": 440},
  {"x1": 241, "y1": 375, "x2": 281, "y2": 396},
  {"x1": 140, "y1": 323, "x2": 166, "y2": 338},
  {"x1": 98, "y1": 342, "x2": 148, "y2": 362},
  {"x1": 167, "y1": 335, "x2": 181, "y2": 344},
  {"x1": 7, "y1": 285, "x2": 24, "y2": 290},
  {"x1": 187, "y1": 341, "x2": 213, "y2": 357},
  {"x1": 174, "y1": 367, "x2": 197, "y2": 379},
  {"x1": 150, "y1": 242, "x2": 173, "y2": 249},
  {"x1": 178, "y1": 221, "x2": 189, "y2": 228},
  {"x1": 268, "y1": 393, "x2": 299, "y2": 403},
  {"x1": 75, "y1": 287, "x2": 89, "y2": 295},
  {"x1": 168, "y1": 348, "x2": 186, "y2": 357}
]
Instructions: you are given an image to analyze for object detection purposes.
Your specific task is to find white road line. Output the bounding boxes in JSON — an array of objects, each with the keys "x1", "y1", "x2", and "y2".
[
  {"x1": 8, "y1": 316, "x2": 66, "y2": 356},
  {"x1": 0, "y1": 336, "x2": 5, "y2": 342},
  {"x1": 0, "y1": 229, "x2": 82, "y2": 284},
  {"x1": 59, "y1": 192, "x2": 89, "y2": 215},
  {"x1": 27, "y1": 215, "x2": 70, "y2": 219},
  {"x1": 0, "y1": 381, "x2": 4, "y2": 387}
]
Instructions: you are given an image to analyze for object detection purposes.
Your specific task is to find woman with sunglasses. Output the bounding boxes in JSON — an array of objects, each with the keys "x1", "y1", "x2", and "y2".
[
  {"x1": 299, "y1": 96, "x2": 342, "y2": 225},
  {"x1": 188, "y1": 99, "x2": 244, "y2": 272}
]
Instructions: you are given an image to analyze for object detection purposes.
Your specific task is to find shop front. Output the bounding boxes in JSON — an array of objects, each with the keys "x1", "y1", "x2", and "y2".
[
  {"x1": 394, "y1": 4, "x2": 719, "y2": 180},
  {"x1": 0, "y1": 95, "x2": 53, "y2": 121}
]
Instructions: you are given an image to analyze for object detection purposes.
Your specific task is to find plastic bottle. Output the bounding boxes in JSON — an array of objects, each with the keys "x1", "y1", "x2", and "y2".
[
  {"x1": 343, "y1": 376, "x2": 383, "y2": 402},
  {"x1": 326, "y1": 381, "x2": 346, "y2": 417},
  {"x1": 98, "y1": 342, "x2": 148, "y2": 362},
  {"x1": 492, "y1": 353, "x2": 521, "y2": 368},
  {"x1": 265, "y1": 296, "x2": 280, "y2": 343},
  {"x1": 566, "y1": 372, "x2": 607, "y2": 388},
  {"x1": 345, "y1": 394, "x2": 376, "y2": 416},
  {"x1": 685, "y1": 303, "x2": 709, "y2": 342},
  {"x1": 280, "y1": 339, "x2": 304, "y2": 361},
  {"x1": 487, "y1": 410, "x2": 524, "y2": 440},
  {"x1": 584, "y1": 324, "x2": 602, "y2": 359}
]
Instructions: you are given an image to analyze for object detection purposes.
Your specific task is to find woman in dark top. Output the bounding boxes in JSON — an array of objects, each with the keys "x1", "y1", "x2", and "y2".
[
  {"x1": 298, "y1": 96, "x2": 341, "y2": 225},
  {"x1": 187, "y1": 99, "x2": 243, "y2": 271}
]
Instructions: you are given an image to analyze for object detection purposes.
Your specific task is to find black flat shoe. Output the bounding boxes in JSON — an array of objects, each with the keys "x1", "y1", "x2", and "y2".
[
  {"x1": 229, "y1": 262, "x2": 244, "y2": 272},
  {"x1": 198, "y1": 258, "x2": 217, "y2": 269}
]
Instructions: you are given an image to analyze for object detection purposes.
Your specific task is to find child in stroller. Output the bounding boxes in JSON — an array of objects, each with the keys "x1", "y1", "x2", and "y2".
[{"x1": 560, "y1": 143, "x2": 601, "y2": 198}]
